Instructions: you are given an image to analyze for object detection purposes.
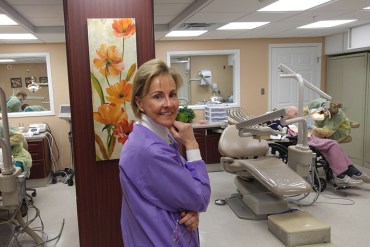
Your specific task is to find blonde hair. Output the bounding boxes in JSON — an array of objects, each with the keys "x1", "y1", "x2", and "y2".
[{"x1": 131, "y1": 59, "x2": 182, "y2": 119}]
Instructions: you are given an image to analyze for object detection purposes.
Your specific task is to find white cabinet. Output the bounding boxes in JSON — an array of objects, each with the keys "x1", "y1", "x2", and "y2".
[{"x1": 326, "y1": 53, "x2": 370, "y2": 168}]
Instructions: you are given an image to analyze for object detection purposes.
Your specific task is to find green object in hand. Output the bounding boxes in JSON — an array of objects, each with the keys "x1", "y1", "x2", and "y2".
[{"x1": 176, "y1": 107, "x2": 195, "y2": 123}]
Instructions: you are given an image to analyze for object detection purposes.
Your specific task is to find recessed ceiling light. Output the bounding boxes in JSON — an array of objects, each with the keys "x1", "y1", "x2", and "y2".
[
  {"x1": 0, "y1": 59, "x2": 15, "y2": 63},
  {"x1": 0, "y1": 14, "x2": 17, "y2": 25},
  {"x1": 258, "y1": 0, "x2": 332, "y2": 12},
  {"x1": 298, "y1": 20, "x2": 357, "y2": 28},
  {"x1": 165, "y1": 30, "x2": 208, "y2": 37},
  {"x1": 0, "y1": 33, "x2": 37, "y2": 40},
  {"x1": 218, "y1": 22, "x2": 270, "y2": 30}
]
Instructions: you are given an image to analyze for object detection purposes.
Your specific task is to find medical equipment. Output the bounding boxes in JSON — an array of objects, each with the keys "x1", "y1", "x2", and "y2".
[
  {"x1": 0, "y1": 87, "x2": 44, "y2": 245},
  {"x1": 220, "y1": 110, "x2": 332, "y2": 246},
  {"x1": 57, "y1": 104, "x2": 74, "y2": 186},
  {"x1": 26, "y1": 76, "x2": 40, "y2": 93},
  {"x1": 58, "y1": 104, "x2": 71, "y2": 121},
  {"x1": 28, "y1": 123, "x2": 47, "y2": 135},
  {"x1": 198, "y1": 70, "x2": 223, "y2": 103},
  {"x1": 219, "y1": 109, "x2": 313, "y2": 220},
  {"x1": 278, "y1": 63, "x2": 332, "y2": 147}
]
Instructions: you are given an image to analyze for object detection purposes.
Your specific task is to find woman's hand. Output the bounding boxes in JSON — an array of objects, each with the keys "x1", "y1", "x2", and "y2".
[
  {"x1": 169, "y1": 121, "x2": 198, "y2": 150},
  {"x1": 179, "y1": 211, "x2": 199, "y2": 231}
]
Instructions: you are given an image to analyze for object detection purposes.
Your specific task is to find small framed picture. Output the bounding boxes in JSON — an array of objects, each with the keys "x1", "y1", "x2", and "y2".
[
  {"x1": 39, "y1": 77, "x2": 48, "y2": 85},
  {"x1": 10, "y1": 77, "x2": 22, "y2": 88},
  {"x1": 25, "y1": 77, "x2": 33, "y2": 87}
]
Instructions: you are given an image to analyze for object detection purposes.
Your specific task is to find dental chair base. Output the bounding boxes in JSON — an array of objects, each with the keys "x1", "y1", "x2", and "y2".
[
  {"x1": 268, "y1": 211, "x2": 331, "y2": 247},
  {"x1": 287, "y1": 145, "x2": 312, "y2": 178},
  {"x1": 219, "y1": 125, "x2": 312, "y2": 220},
  {"x1": 226, "y1": 176, "x2": 289, "y2": 220}
]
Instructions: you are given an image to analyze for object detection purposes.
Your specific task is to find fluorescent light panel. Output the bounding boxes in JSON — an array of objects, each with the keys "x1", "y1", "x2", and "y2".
[
  {"x1": 218, "y1": 22, "x2": 270, "y2": 30},
  {"x1": 258, "y1": 0, "x2": 332, "y2": 11},
  {"x1": 298, "y1": 20, "x2": 357, "y2": 28},
  {"x1": 0, "y1": 14, "x2": 17, "y2": 25},
  {"x1": 0, "y1": 33, "x2": 37, "y2": 40},
  {"x1": 166, "y1": 30, "x2": 208, "y2": 37},
  {"x1": 364, "y1": 6, "x2": 370, "y2": 10},
  {"x1": 0, "y1": 59, "x2": 15, "y2": 63}
]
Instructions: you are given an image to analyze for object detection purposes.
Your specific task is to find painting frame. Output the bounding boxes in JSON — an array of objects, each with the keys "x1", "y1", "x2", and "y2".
[
  {"x1": 25, "y1": 77, "x2": 33, "y2": 87},
  {"x1": 87, "y1": 18, "x2": 138, "y2": 161},
  {"x1": 10, "y1": 77, "x2": 22, "y2": 88},
  {"x1": 39, "y1": 76, "x2": 48, "y2": 85}
]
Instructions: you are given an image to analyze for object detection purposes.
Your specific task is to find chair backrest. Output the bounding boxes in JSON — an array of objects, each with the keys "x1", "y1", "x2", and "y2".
[{"x1": 218, "y1": 125, "x2": 269, "y2": 158}]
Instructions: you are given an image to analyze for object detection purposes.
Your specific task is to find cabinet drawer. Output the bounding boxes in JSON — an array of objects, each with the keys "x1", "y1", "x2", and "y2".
[
  {"x1": 25, "y1": 135, "x2": 51, "y2": 179},
  {"x1": 27, "y1": 141, "x2": 43, "y2": 152},
  {"x1": 29, "y1": 151, "x2": 44, "y2": 161},
  {"x1": 194, "y1": 129, "x2": 206, "y2": 137}
]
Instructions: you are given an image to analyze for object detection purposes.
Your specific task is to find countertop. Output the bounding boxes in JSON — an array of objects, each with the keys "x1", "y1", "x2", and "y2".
[
  {"x1": 23, "y1": 132, "x2": 48, "y2": 140},
  {"x1": 192, "y1": 121, "x2": 228, "y2": 129}
]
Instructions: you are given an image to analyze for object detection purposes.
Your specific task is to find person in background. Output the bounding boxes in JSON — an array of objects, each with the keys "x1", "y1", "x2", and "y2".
[
  {"x1": 21, "y1": 104, "x2": 47, "y2": 112},
  {"x1": 118, "y1": 59, "x2": 211, "y2": 247},
  {"x1": 6, "y1": 91, "x2": 27, "y2": 112},
  {"x1": 285, "y1": 106, "x2": 370, "y2": 186}
]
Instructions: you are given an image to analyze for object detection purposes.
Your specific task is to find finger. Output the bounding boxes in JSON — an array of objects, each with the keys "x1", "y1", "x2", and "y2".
[{"x1": 178, "y1": 214, "x2": 192, "y2": 224}]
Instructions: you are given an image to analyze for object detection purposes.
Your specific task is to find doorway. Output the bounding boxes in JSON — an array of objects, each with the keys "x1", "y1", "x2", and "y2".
[{"x1": 269, "y1": 43, "x2": 322, "y2": 110}]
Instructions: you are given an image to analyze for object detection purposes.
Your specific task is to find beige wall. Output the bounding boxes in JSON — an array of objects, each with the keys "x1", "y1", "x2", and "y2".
[
  {"x1": 0, "y1": 38, "x2": 326, "y2": 171},
  {"x1": 0, "y1": 43, "x2": 71, "y2": 171},
  {"x1": 156, "y1": 38, "x2": 326, "y2": 117},
  {"x1": 189, "y1": 55, "x2": 232, "y2": 105}
]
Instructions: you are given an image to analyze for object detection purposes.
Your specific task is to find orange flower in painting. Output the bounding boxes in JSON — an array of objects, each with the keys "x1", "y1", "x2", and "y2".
[
  {"x1": 105, "y1": 80, "x2": 132, "y2": 105},
  {"x1": 113, "y1": 120, "x2": 135, "y2": 144},
  {"x1": 93, "y1": 103, "x2": 128, "y2": 127},
  {"x1": 112, "y1": 18, "x2": 136, "y2": 38},
  {"x1": 93, "y1": 44, "x2": 124, "y2": 77}
]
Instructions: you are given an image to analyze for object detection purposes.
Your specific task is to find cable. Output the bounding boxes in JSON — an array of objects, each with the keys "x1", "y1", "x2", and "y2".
[
  {"x1": 44, "y1": 131, "x2": 59, "y2": 174},
  {"x1": 315, "y1": 193, "x2": 356, "y2": 206},
  {"x1": 9, "y1": 195, "x2": 65, "y2": 246},
  {"x1": 34, "y1": 219, "x2": 65, "y2": 247},
  {"x1": 44, "y1": 123, "x2": 60, "y2": 163}
]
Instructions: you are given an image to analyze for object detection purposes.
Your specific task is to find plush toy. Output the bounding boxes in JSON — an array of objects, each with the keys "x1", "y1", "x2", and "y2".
[{"x1": 304, "y1": 98, "x2": 355, "y2": 143}]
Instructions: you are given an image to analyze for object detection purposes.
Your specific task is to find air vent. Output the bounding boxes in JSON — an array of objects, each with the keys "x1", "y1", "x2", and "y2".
[{"x1": 181, "y1": 23, "x2": 213, "y2": 30}]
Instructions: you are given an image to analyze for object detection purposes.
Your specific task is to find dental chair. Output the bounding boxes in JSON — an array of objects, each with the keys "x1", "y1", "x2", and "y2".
[
  {"x1": 220, "y1": 108, "x2": 332, "y2": 246},
  {"x1": 219, "y1": 124, "x2": 312, "y2": 220}
]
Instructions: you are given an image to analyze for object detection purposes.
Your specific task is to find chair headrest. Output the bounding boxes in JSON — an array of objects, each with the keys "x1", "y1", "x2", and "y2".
[{"x1": 218, "y1": 125, "x2": 269, "y2": 158}]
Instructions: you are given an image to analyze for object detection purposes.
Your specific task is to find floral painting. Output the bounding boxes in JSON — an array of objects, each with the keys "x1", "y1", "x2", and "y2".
[{"x1": 87, "y1": 18, "x2": 137, "y2": 161}]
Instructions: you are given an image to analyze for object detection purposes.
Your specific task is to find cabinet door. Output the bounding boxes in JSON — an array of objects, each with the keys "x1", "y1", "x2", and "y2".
[
  {"x1": 206, "y1": 133, "x2": 221, "y2": 164},
  {"x1": 194, "y1": 129, "x2": 206, "y2": 162},
  {"x1": 365, "y1": 56, "x2": 370, "y2": 168},
  {"x1": 326, "y1": 53, "x2": 368, "y2": 165},
  {"x1": 27, "y1": 137, "x2": 51, "y2": 179}
]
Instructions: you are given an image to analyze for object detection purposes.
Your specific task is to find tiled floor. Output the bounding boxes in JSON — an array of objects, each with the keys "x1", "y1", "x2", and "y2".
[{"x1": 9, "y1": 166, "x2": 370, "y2": 247}]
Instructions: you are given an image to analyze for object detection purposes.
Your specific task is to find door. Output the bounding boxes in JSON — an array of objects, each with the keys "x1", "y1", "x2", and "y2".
[
  {"x1": 327, "y1": 53, "x2": 368, "y2": 166},
  {"x1": 365, "y1": 55, "x2": 370, "y2": 168},
  {"x1": 269, "y1": 44, "x2": 322, "y2": 111}
]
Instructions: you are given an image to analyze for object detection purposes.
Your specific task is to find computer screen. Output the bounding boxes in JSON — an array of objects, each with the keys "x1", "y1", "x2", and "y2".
[{"x1": 58, "y1": 104, "x2": 71, "y2": 120}]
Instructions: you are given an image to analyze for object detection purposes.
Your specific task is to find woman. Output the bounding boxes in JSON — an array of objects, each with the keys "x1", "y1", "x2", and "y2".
[{"x1": 119, "y1": 59, "x2": 211, "y2": 246}]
